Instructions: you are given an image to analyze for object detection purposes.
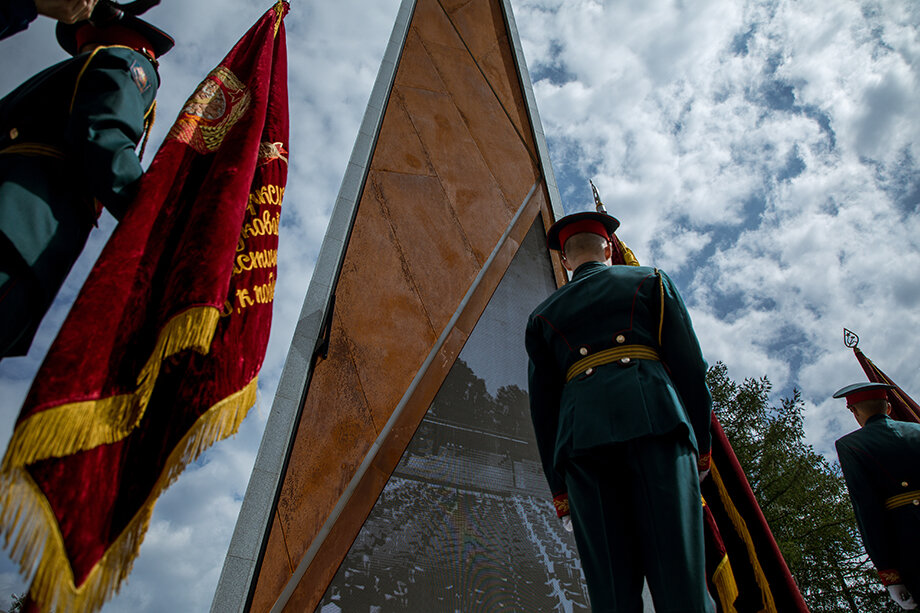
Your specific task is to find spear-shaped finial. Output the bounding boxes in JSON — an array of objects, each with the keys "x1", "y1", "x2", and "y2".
[
  {"x1": 844, "y1": 328, "x2": 859, "y2": 349},
  {"x1": 590, "y1": 179, "x2": 607, "y2": 214}
]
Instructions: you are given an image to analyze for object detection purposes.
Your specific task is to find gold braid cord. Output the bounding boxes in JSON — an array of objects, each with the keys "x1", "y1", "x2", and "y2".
[
  {"x1": 711, "y1": 461, "x2": 778, "y2": 613},
  {"x1": 273, "y1": 0, "x2": 286, "y2": 36},
  {"x1": 703, "y1": 496, "x2": 740, "y2": 613}
]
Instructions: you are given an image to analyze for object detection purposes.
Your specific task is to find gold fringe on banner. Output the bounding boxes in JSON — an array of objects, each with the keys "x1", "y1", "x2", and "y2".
[
  {"x1": 0, "y1": 377, "x2": 258, "y2": 613},
  {"x1": 712, "y1": 554, "x2": 740, "y2": 613},
  {"x1": 711, "y1": 461, "x2": 777, "y2": 613},
  {"x1": 2, "y1": 306, "x2": 220, "y2": 471}
]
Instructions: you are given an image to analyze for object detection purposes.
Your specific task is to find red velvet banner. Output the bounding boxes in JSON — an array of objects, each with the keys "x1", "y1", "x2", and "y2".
[
  {"x1": 853, "y1": 347, "x2": 920, "y2": 424},
  {"x1": 0, "y1": 4, "x2": 288, "y2": 612}
]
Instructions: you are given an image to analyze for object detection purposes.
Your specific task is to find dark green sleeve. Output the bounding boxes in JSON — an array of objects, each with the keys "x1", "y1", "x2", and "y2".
[
  {"x1": 836, "y1": 438, "x2": 897, "y2": 573},
  {"x1": 658, "y1": 270, "x2": 712, "y2": 457},
  {"x1": 66, "y1": 48, "x2": 159, "y2": 219},
  {"x1": 0, "y1": 0, "x2": 37, "y2": 40},
  {"x1": 525, "y1": 314, "x2": 567, "y2": 496}
]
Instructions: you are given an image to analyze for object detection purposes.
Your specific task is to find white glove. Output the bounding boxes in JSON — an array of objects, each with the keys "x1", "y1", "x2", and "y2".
[
  {"x1": 698, "y1": 469, "x2": 710, "y2": 483},
  {"x1": 888, "y1": 584, "x2": 918, "y2": 610},
  {"x1": 561, "y1": 515, "x2": 573, "y2": 533}
]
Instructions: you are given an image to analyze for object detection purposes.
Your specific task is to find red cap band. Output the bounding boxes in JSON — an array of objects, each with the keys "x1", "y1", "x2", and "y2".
[
  {"x1": 845, "y1": 388, "x2": 889, "y2": 404},
  {"x1": 75, "y1": 24, "x2": 156, "y2": 57},
  {"x1": 558, "y1": 220, "x2": 609, "y2": 251}
]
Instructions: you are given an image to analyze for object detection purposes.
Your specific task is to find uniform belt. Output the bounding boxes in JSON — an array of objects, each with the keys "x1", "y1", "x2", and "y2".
[
  {"x1": 0, "y1": 143, "x2": 66, "y2": 159},
  {"x1": 885, "y1": 490, "x2": 920, "y2": 510},
  {"x1": 566, "y1": 345, "x2": 660, "y2": 382}
]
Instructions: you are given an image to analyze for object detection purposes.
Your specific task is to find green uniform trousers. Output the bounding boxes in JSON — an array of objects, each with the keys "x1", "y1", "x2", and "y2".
[{"x1": 565, "y1": 429, "x2": 715, "y2": 613}]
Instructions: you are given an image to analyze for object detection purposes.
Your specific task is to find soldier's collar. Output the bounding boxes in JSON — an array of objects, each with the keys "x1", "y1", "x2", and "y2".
[{"x1": 571, "y1": 261, "x2": 607, "y2": 279}]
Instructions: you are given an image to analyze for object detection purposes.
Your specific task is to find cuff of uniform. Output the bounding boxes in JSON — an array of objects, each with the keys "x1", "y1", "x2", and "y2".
[
  {"x1": 698, "y1": 451, "x2": 712, "y2": 472},
  {"x1": 553, "y1": 492, "x2": 570, "y2": 518},
  {"x1": 879, "y1": 569, "x2": 903, "y2": 586}
]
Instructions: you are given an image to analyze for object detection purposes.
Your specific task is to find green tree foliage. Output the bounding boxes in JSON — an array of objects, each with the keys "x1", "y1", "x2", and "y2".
[{"x1": 706, "y1": 362, "x2": 895, "y2": 612}]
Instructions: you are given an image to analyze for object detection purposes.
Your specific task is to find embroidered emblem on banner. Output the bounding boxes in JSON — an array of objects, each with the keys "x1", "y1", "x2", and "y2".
[
  {"x1": 167, "y1": 66, "x2": 251, "y2": 153},
  {"x1": 130, "y1": 60, "x2": 149, "y2": 93},
  {"x1": 258, "y1": 141, "x2": 288, "y2": 166}
]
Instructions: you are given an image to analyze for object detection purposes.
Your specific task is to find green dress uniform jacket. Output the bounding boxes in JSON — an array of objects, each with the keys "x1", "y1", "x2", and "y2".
[
  {"x1": 0, "y1": 45, "x2": 158, "y2": 356},
  {"x1": 525, "y1": 261, "x2": 714, "y2": 612},
  {"x1": 0, "y1": 0, "x2": 38, "y2": 39},
  {"x1": 525, "y1": 262, "x2": 712, "y2": 496},
  {"x1": 836, "y1": 413, "x2": 920, "y2": 594}
]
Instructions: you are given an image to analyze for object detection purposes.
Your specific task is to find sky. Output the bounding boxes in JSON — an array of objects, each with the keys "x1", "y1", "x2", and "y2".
[{"x1": 0, "y1": 0, "x2": 918, "y2": 610}]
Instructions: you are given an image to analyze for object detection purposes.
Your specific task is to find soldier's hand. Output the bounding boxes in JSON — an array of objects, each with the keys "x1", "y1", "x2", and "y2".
[
  {"x1": 887, "y1": 584, "x2": 918, "y2": 610},
  {"x1": 35, "y1": 0, "x2": 100, "y2": 24},
  {"x1": 561, "y1": 515, "x2": 573, "y2": 533}
]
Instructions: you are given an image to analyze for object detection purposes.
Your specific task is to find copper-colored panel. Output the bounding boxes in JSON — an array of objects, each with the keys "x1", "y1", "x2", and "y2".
[
  {"x1": 378, "y1": 325, "x2": 470, "y2": 464},
  {"x1": 372, "y1": 94, "x2": 436, "y2": 176},
  {"x1": 393, "y1": 29, "x2": 448, "y2": 94},
  {"x1": 442, "y1": 0, "x2": 502, "y2": 75},
  {"x1": 282, "y1": 329, "x2": 472, "y2": 611},
  {"x1": 273, "y1": 326, "x2": 377, "y2": 561},
  {"x1": 281, "y1": 461, "x2": 392, "y2": 613},
  {"x1": 411, "y1": 0, "x2": 465, "y2": 50},
  {"x1": 398, "y1": 86, "x2": 512, "y2": 262},
  {"x1": 437, "y1": 0, "x2": 473, "y2": 13},
  {"x1": 446, "y1": 0, "x2": 537, "y2": 157},
  {"x1": 452, "y1": 186, "x2": 545, "y2": 337},
  {"x1": 332, "y1": 189, "x2": 440, "y2": 427},
  {"x1": 249, "y1": 513, "x2": 294, "y2": 613},
  {"x1": 477, "y1": 32, "x2": 538, "y2": 155},
  {"x1": 421, "y1": 41, "x2": 539, "y2": 209},
  {"x1": 371, "y1": 170, "x2": 480, "y2": 328},
  {"x1": 251, "y1": 0, "x2": 559, "y2": 608}
]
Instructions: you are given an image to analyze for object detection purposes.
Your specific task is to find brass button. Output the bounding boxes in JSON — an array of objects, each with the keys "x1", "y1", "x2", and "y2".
[
  {"x1": 620, "y1": 357, "x2": 631, "y2": 364},
  {"x1": 579, "y1": 347, "x2": 588, "y2": 356},
  {"x1": 9, "y1": 128, "x2": 18, "y2": 140},
  {"x1": 616, "y1": 334, "x2": 626, "y2": 344},
  {"x1": 913, "y1": 499, "x2": 919, "y2": 506},
  {"x1": 903, "y1": 481, "x2": 909, "y2": 488},
  {"x1": 585, "y1": 368, "x2": 594, "y2": 375}
]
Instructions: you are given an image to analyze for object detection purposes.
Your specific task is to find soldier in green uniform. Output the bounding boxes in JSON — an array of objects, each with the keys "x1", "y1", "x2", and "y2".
[
  {"x1": 834, "y1": 382, "x2": 920, "y2": 610},
  {"x1": 0, "y1": 1, "x2": 173, "y2": 357},
  {"x1": 525, "y1": 209, "x2": 715, "y2": 612}
]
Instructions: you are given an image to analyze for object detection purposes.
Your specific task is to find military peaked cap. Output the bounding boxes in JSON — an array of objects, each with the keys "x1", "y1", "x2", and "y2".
[
  {"x1": 833, "y1": 382, "x2": 894, "y2": 403},
  {"x1": 57, "y1": 0, "x2": 174, "y2": 57},
  {"x1": 546, "y1": 211, "x2": 620, "y2": 252}
]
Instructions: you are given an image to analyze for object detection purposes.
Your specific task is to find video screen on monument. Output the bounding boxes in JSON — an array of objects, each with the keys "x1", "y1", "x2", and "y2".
[{"x1": 316, "y1": 219, "x2": 590, "y2": 612}]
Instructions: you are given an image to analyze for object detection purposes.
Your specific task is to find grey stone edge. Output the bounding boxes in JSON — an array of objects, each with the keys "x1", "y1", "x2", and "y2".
[
  {"x1": 500, "y1": 0, "x2": 565, "y2": 221},
  {"x1": 209, "y1": 1, "x2": 419, "y2": 611}
]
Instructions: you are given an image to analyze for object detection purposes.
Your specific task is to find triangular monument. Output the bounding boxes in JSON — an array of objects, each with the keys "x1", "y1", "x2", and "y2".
[{"x1": 210, "y1": 0, "x2": 587, "y2": 610}]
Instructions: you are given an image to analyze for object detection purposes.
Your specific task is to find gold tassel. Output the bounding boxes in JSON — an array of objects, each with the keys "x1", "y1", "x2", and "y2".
[
  {"x1": 0, "y1": 377, "x2": 257, "y2": 613},
  {"x1": 273, "y1": 0, "x2": 286, "y2": 37},
  {"x1": 619, "y1": 239, "x2": 640, "y2": 266},
  {"x1": 2, "y1": 307, "x2": 220, "y2": 471},
  {"x1": 711, "y1": 461, "x2": 778, "y2": 613},
  {"x1": 712, "y1": 554, "x2": 740, "y2": 613}
]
